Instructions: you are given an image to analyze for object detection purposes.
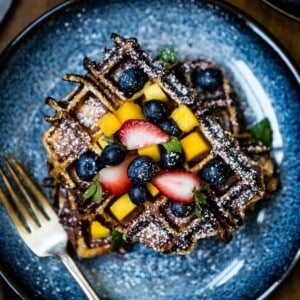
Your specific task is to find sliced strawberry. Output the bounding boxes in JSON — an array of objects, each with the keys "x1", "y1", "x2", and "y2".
[
  {"x1": 118, "y1": 119, "x2": 169, "y2": 150},
  {"x1": 152, "y1": 170, "x2": 202, "y2": 204},
  {"x1": 98, "y1": 156, "x2": 133, "y2": 195}
]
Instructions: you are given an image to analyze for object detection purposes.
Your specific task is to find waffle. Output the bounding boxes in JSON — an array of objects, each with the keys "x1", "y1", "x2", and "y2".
[
  {"x1": 173, "y1": 59, "x2": 242, "y2": 135},
  {"x1": 43, "y1": 34, "x2": 267, "y2": 256},
  {"x1": 174, "y1": 59, "x2": 278, "y2": 196}
]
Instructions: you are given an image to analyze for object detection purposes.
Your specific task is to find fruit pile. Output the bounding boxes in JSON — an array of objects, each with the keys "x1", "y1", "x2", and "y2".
[{"x1": 73, "y1": 66, "x2": 232, "y2": 232}]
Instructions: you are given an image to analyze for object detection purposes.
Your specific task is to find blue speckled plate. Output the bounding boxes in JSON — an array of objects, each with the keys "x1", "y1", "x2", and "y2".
[{"x1": 0, "y1": 0, "x2": 299, "y2": 299}]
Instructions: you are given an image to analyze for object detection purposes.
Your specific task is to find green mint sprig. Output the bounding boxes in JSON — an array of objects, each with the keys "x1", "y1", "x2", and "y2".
[
  {"x1": 162, "y1": 136, "x2": 182, "y2": 153},
  {"x1": 83, "y1": 178, "x2": 102, "y2": 203},
  {"x1": 102, "y1": 136, "x2": 116, "y2": 145},
  {"x1": 250, "y1": 117, "x2": 272, "y2": 146},
  {"x1": 111, "y1": 229, "x2": 124, "y2": 249},
  {"x1": 193, "y1": 183, "x2": 210, "y2": 217},
  {"x1": 157, "y1": 46, "x2": 178, "y2": 64}
]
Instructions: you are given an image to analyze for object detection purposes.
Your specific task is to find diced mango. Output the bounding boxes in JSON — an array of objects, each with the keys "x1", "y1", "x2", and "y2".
[
  {"x1": 170, "y1": 104, "x2": 199, "y2": 132},
  {"x1": 147, "y1": 183, "x2": 159, "y2": 197},
  {"x1": 115, "y1": 102, "x2": 145, "y2": 124},
  {"x1": 138, "y1": 144, "x2": 161, "y2": 162},
  {"x1": 143, "y1": 82, "x2": 168, "y2": 102},
  {"x1": 98, "y1": 112, "x2": 121, "y2": 136},
  {"x1": 110, "y1": 193, "x2": 137, "y2": 221},
  {"x1": 181, "y1": 131, "x2": 210, "y2": 161},
  {"x1": 90, "y1": 221, "x2": 110, "y2": 239}
]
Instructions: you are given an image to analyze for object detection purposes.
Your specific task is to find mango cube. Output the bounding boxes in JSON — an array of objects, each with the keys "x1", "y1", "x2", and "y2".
[
  {"x1": 143, "y1": 82, "x2": 168, "y2": 102},
  {"x1": 181, "y1": 131, "x2": 210, "y2": 161},
  {"x1": 98, "y1": 112, "x2": 121, "y2": 136},
  {"x1": 147, "y1": 183, "x2": 159, "y2": 197},
  {"x1": 110, "y1": 193, "x2": 137, "y2": 221},
  {"x1": 90, "y1": 221, "x2": 110, "y2": 239},
  {"x1": 170, "y1": 104, "x2": 199, "y2": 132},
  {"x1": 115, "y1": 102, "x2": 145, "y2": 124},
  {"x1": 138, "y1": 144, "x2": 161, "y2": 162}
]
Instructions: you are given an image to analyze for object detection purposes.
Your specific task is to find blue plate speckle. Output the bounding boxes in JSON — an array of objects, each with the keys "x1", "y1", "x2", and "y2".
[{"x1": 0, "y1": 0, "x2": 299, "y2": 299}]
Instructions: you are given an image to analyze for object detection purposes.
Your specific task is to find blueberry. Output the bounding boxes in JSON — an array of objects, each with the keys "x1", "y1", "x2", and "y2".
[
  {"x1": 129, "y1": 184, "x2": 150, "y2": 205},
  {"x1": 158, "y1": 118, "x2": 181, "y2": 136},
  {"x1": 143, "y1": 100, "x2": 168, "y2": 122},
  {"x1": 101, "y1": 143, "x2": 127, "y2": 165},
  {"x1": 160, "y1": 151, "x2": 184, "y2": 170},
  {"x1": 118, "y1": 67, "x2": 148, "y2": 97},
  {"x1": 127, "y1": 156, "x2": 158, "y2": 184},
  {"x1": 74, "y1": 151, "x2": 102, "y2": 181},
  {"x1": 200, "y1": 158, "x2": 231, "y2": 187},
  {"x1": 169, "y1": 202, "x2": 194, "y2": 218},
  {"x1": 192, "y1": 68, "x2": 223, "y2": 91}
]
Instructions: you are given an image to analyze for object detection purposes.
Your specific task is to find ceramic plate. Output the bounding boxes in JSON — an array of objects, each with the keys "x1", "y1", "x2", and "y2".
[{"x1": 0, "y1": 0, "x2": 299, "y2": 299}]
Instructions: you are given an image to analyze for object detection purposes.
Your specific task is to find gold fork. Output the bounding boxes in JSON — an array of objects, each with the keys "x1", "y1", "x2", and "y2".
[{"x1": 0, "y1": 154, "x2": 100, "y2": 300}]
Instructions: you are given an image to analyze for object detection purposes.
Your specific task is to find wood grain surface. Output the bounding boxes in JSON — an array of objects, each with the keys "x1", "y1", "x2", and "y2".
[{"x1": 0, "y1": 1, "x2": 299, "y2": 299}]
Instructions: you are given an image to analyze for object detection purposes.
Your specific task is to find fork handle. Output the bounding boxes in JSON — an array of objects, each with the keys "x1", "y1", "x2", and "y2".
[{"x1": 57, "y1": 251, "x2": 100, "y2": 300}]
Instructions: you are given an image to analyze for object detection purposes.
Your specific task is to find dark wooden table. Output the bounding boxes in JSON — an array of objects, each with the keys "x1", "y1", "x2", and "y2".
[{"x1": 0, "y1": 1, "x2": 299, "y2": 299}]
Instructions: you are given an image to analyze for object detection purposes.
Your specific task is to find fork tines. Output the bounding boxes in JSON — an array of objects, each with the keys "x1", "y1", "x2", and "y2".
[{"x1": 0, "y1": 154, "x2": 56, "y2": 234}]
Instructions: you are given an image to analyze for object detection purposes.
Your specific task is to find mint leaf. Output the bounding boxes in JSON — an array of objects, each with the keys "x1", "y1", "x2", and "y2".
[
  {"x1": 194, "y1": 186, "x2": 208, "y2": 217},
  {"x1": 92, "y1": 184, "x2": 102, "y2": 202},
  {"x1": 157, "y1": 46, "x2": 178, "y2": 64},
  {"x1": 250, "y1": 118, "x2": 272, "y2": 146},
  {"x1": 83, "y1": 179, "x2": 102, "y2": 202},
  {"x1": 111, "y1": 229, "x2": 124, "y2": 249},
  {"x1": 83, "y1": 182, "x2": 97, "y2": 200},
  {"x1": 102, "y1": 136, "x2": 116, "y2": 145},
  {"x1": 162, "y1": 136, "x2": 182, "y2": 153}
]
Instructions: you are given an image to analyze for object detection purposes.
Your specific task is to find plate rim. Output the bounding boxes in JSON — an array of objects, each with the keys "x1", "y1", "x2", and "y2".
[
  {"x1": 262, "y1": 0, "x2": 300, "y2": 22},
  {"x1": 0, "y1": 0, "x2": 299, "y2": 299}
]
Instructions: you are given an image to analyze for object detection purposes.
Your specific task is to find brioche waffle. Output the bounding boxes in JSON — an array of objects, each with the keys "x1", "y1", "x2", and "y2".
[
  {"x1": 43, "y1": 34, "x2": 268, "y2": 256},
  {"x1": 174, "y1": 59, "x2": 278, "y2": 195}
]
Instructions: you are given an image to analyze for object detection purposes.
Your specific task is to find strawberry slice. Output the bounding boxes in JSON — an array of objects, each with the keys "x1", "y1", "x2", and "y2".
[
  {"x1": 98, "y1": 156, "x2": 133, "y2": 195},
  {"x1": 118, "y1": 119, "x2": 169, "y2": 150},
  {"x1": 152, "y1": 170, "x2": 202, "y2": 204}
]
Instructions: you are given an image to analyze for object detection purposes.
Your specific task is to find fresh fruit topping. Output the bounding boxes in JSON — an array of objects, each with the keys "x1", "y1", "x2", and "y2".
[
  {"x1": 98, "y1": 112, "x2": 121, "y2": 136},
  {"x1": 74, "y1": 151, "x2": 103, "y2": 182},
  {"x1": 115, "y1": 102, "x2": 145, "y2": 124},
  {"x1": 192, "y1": 67, "x2": 223, "y2": 91},
  {"x1": 127, "y1": 156, "x2": 158, "y2": 184},
  {"x1": 90, "y1": 221, "x2": 110, "y2": 239},
  {"x1": 98, "y1": 156, "x2": 132, "y2": 195},
  {"x1": 180, "y1": 131, "x2": 210, "y2": 161},
  {"x1": 152, "y1": 170, "x2": 202, "y2": 204},
  {"x1": 157, "y1": 45, "x2": 178, "y2": 64},
  {"x1": 169, "y1": 202, "x2": 194, "y2": 218},
  {"x1": 199, "y1": 157, "x2": 231, "y2": 187},
  {"x1": 129, "y1": 184, "x2": 150, "y2": 205},
  {"x1": 250, "y1": 117, "x2": 272, "y2": 146},
  {"x1": 101, "y1": 143, "x2": 127, "y2": 165},
  {"x1": 118, "y1": 67, "x2": 148, "y2": 97},
  {"x1": 142, "y1": 100, "x2": 168, "y2": 122},
  {"x1": 143, "y1": 82, "x2": 168, "y2": 102},
  {"x1": 158, "y1": 118, "x2": 181, "y2": 137},
  {"x1": 137, "y1": 144, "x2": 161, "y2": 162},
  {"x1": 170, "y1": 104, "x2": 199, "y2": 132},
  {"x1": 118, "y1": 119, "x2": 169, "y2": 150},
  {"x1": 147, "y1": 182, "x2": 160, "y2": 197},
  {"x1": 110, "y1": 193, "x2": 137, "y2": 221},
  {"x1": 160, "y1": 151, "x2": 184, "y2": 170}
]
